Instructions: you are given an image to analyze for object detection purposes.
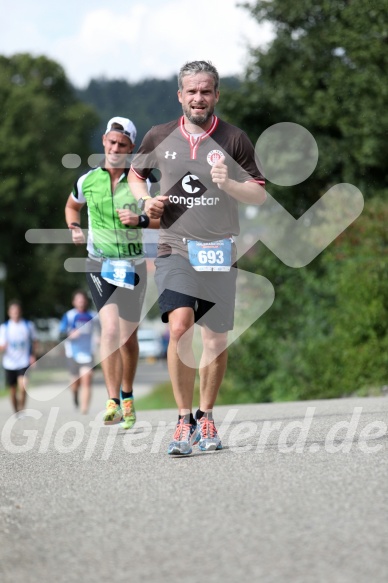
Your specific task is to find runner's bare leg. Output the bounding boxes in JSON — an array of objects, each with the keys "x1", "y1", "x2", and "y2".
[
  {"x1": 9, "y1": 384, "x2": 18, "y2": 413},
  {"x1": 119, "y1": 318, "x2": 139, "y2": 393},
  {"x1": 79, "y1": 366, "x2": 93, "y2": 414},
  {"x1": 199, "y1": 326, "x2": 228, "y2": 411},
  {"x1": 167, "y1": 307, "x2": 196, "y2": 412},
  {"x1": 98, "y1": 303, "x2": 122, "y2": 400},
  {"x1": 18, "y1": 374, "x2": 27, "y2": 410}
]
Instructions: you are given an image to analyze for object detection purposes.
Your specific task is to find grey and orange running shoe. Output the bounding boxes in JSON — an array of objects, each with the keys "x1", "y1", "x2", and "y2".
[
  {"x1": 168, "y1": 416, "x2": 199, "y2": 455},
  {"x1": 196, "y1": 412, "x2": 222, "y2": 451}
]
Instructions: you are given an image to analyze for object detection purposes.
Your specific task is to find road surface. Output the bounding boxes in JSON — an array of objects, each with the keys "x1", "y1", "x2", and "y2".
[{"x1": 0, "y1": 371, "x2": 387, "y2": 583}]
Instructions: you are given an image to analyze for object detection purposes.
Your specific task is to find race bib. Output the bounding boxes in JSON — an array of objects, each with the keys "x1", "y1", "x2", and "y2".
[
  {"x1": 187, "y1": 239, "x2": 232, "y2": 272},
  {"x1": 101, "y1": 259, "x2": 135, "y2": 289}
]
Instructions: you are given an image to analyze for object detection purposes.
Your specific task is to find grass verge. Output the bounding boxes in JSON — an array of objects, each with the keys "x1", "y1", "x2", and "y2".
[{"x1": 135, "y1": 381, "x2": 200, "y2": 410}]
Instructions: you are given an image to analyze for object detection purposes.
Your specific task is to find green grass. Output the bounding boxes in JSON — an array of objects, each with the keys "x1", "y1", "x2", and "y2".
[
  {"x1": 135, "y1": 381, "x2": 200, "y2": 410},
  {"x1": 135, "y1": 382, "x2": 174, "y2": 410},
  {"x1": 134, "y1": 376, "x2": 237, "y2": 410}
]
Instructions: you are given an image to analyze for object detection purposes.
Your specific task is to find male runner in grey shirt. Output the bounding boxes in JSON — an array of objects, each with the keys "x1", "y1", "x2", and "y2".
[{"x1": 130, "y1": 60, "x2": 266, "y2": 456}]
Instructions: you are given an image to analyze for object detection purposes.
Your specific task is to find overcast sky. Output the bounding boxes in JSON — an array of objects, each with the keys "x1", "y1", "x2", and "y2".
[{"x1": 1, "y1": 0, "x2": 274, "y2": 88}]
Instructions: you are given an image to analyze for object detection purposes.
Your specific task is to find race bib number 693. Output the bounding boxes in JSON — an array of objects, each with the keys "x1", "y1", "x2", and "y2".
[{"x1": 187, "y1": 239, "x2": 232, "y2": 272}]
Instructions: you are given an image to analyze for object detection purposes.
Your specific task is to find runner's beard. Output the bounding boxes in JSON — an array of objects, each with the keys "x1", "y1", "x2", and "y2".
[{"x1": 183, "y1": 105, "x2": 214, "y2": 126}]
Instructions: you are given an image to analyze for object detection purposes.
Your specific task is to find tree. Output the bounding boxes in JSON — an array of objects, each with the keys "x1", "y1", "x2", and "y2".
[
  {"x1": 218, "y1": 1, "x2": 388, "y2": 402},
  {"x1": 0, "y1": 53, "x2": 99, "y2": 318},
  {"x1": 77, "y1": 75, "x2": 241, "y2": 151},
  {"x1": 223, "y1": 195, "x2": 388, "y2": 403},
  {"x1": 76, "y1": 77, "x2": 182, "y2": 152},
  {"x1": 310, "y1": 196, "x2": 388, "y2": 397},
  {"x1": 221, "y1": 0, "x2": 388, "y2": 214}
]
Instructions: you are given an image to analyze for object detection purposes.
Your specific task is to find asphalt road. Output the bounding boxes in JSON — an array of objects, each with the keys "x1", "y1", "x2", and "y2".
[{"x1": 0, "y1": 369, "x2": 387, "y2": 583}]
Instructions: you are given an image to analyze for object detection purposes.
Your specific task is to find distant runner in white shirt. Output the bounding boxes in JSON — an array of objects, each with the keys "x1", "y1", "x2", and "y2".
[{"x1": 0, "y1": 299, "x2": 38, "y2": 415}]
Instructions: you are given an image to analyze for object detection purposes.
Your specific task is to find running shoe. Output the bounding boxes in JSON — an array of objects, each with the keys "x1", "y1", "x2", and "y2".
[
  {"x1": 196, "y1": 412, "x2": 222, "y2": 451},
  {"x1": 121, "y1": 397, "x2": 136, "y2": 430},
  {"x1": 73, "y1": 390, "x2": 79, "y2": 408},
  {"x1": 168, "y1": 417, "x2": 199, "y2": 455},
  {"x1": 103, "y1": 399, "x2": 122, "y2": 425}
]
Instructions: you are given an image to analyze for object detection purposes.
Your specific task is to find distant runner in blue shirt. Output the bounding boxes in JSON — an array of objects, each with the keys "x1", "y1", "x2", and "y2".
[{"x1": 59, "y1": 290, "x2": 99, "y2": 414}]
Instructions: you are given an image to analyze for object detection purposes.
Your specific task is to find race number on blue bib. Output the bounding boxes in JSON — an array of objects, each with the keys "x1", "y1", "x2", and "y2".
[
  {"x1": 187, "y1": 239, "x2": 232, "y2": 272},
  {"x1": 101, "y1": 259, "x2": 135, "y2": 289}
]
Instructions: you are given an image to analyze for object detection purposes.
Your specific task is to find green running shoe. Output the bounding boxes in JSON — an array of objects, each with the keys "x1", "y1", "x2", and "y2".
[
  {"x1": 103, "y1": 399, "x2": 122, "y2": 425},
  {"x1": 121, "y1": 397, "x2": 136, "y2": 430}
]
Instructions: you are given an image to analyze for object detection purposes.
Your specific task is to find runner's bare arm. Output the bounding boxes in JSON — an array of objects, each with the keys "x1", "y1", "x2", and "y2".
[
  {"x1": 128, "y1": 169, "x2": 168, "y2": 219},
  {"x1": 210, "y1": 157, "x2": 266, "y2": 205},
  {"x1": 65, "y1": 195, "x2": 86, "y2": 244},
  {"x1": 127, "y1": 168, "x2": 149, "y2": 200}
]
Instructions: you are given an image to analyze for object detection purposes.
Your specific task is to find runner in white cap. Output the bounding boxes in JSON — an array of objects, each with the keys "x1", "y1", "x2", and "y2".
[{"x1": 65, "y1": 116, "x2": 159, "y2": 428}]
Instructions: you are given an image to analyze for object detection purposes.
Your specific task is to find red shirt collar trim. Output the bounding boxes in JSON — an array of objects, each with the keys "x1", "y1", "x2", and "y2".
[{"x1": 179, "y1": 115, "x2": 219, "y2": 140}]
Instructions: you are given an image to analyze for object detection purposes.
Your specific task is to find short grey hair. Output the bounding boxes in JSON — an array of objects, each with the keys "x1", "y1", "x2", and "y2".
[{"x1": 178, "y1": 60, "x2": 220, "y2": 93}]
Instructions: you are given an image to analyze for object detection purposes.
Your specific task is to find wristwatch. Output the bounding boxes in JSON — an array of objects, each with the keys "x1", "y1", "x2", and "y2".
[{"x1": 138, "y1": 196, "x2": 151, "y2": 211}]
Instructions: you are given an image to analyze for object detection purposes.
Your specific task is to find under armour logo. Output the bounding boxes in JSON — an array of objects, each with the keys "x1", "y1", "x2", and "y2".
[{"x1": 165, "y1": 151, "x2": 177, "y2": 159}]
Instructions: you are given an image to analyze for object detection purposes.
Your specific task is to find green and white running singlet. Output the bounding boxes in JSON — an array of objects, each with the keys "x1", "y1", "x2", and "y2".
[{"x1": 71, "y1": 167, "x2": 144, "y2": 260}]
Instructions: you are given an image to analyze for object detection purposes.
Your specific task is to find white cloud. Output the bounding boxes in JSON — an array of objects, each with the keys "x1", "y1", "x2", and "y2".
[{"x1": 0, "y1": 0, "x2": 274, "y2": 87}]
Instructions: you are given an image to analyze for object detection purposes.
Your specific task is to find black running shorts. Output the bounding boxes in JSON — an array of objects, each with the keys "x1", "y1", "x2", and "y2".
[
  {"x1": 86, "y1": 258, "x2": 147, "y2": 322},
  {"x1": 154, "y1": 254, "x2": 237, "y2": 332},
  {"x1": 4, "y1": 368, "x2": 28, "y2": 387}
]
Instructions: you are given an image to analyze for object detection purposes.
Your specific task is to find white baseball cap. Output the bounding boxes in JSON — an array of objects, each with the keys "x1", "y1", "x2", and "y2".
[{"x1": 105, "y1": 116, "x2": 137, "y2": 144}]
